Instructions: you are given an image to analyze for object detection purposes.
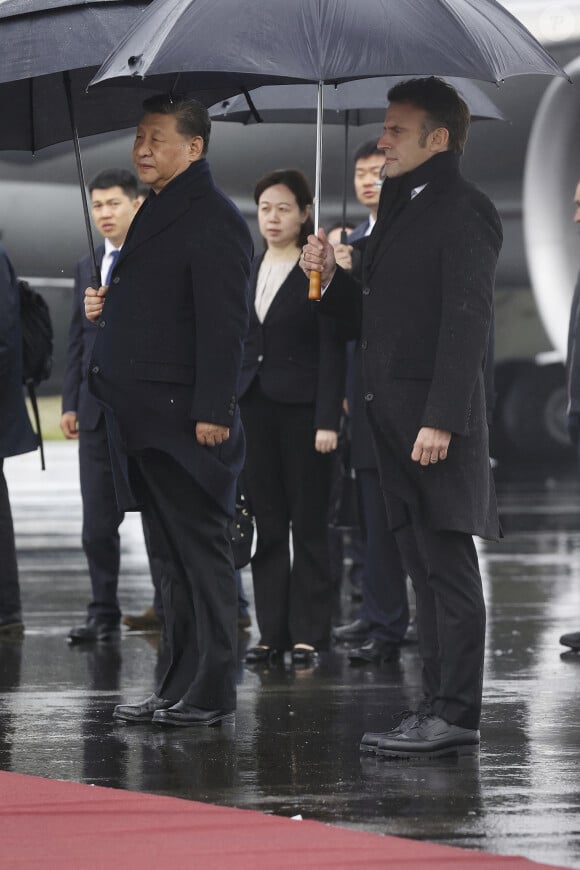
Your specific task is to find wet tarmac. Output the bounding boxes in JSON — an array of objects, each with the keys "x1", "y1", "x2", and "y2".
[{"x1": 2, "y1": 442, "x2": 580, "y2": 869}]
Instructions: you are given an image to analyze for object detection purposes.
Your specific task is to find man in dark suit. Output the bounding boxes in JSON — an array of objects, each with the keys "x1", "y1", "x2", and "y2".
[
  {"x1": 61, "y1": 169, "x2": 166, "y2": 644},
  {"x1": 85, "y1": 95, "x2": 252, "y2": 726},
  {"x1": 301, "y1": 77, "x2": 502, "y2": 758},
  {"x1": 0, "y1": 244, "x2": 39, "y2": 638},
  {"x1": 561, "y1": 178, "x2": 580, "y2": 655}
]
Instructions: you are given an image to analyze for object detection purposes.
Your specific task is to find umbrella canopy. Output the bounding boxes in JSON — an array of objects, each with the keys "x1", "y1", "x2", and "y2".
[
  {"x1": 91, "y1": 0, "x2": 566, "y2": 90},
  {"x1": 208, "y1": 76, "x2": 507, "y2": 125},
  {"x1": 0, "y1": 0, "x2": 232, "y2": 151},
  {"x1": 0, "y1": 0, "x2": 235, "y2": 281},
  {"x1": 90, "y1": 0, "x2": 566, "y2": 297}
]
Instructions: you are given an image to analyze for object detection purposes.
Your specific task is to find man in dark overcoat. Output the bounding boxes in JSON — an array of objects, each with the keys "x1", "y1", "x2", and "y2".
[
  {"x1": 0, "y1": 243, "x2": 39, "y2": 637},
  {"x1": 85, "y1": 95, "x2": 252, "y2": 727},
  {"x1": 301, "y1": 77, "x2": 502, "y2": 758},
  {"x1": 561, "y1": 178, "x2": 580, "y2": 654}
]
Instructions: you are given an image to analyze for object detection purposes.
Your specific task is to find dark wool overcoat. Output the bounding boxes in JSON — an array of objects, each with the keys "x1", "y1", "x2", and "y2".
[
  {"x1": 88, "y1": 160, "x2": 252, "y2": 516},
  {"x1": 321, "y1": 160, "x2": 503, "y2": 539},
  {"x1": 0, "y1": 245, "x2": 38, "y2": 459}
]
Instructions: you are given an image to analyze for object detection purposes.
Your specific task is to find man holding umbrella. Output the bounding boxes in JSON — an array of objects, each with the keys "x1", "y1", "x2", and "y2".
[
  {"x1": 84, "y1": 95, "x2": 253, "y2": 727},
  {"x1": 301, "y1": 77, "x2": 502, "y2": 758}
]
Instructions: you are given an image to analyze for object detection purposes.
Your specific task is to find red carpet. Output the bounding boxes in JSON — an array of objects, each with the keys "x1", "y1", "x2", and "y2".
[{"x1": 0, "y1": 771, "x2": 571, "y2": 869}]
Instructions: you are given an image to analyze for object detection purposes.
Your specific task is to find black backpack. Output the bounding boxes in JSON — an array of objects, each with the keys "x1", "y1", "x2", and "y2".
[{"x1": 19, "y1": 279, "x2": 54, "y2": 470}]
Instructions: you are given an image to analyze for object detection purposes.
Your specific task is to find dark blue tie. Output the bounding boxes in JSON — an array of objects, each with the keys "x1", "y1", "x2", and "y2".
[{"x1": 105, "y1": 249, "x2": 121, "y2": 285}]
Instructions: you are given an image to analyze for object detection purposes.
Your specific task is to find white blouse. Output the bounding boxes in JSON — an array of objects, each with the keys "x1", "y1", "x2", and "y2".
[{"x1": 254, "y1": 257, "x2": 297, "y2": 323}]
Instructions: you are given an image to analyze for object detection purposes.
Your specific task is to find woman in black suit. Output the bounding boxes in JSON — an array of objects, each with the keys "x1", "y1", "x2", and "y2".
[{"x1": 240, "y1": 169, "x2": 344, "y2": 666}]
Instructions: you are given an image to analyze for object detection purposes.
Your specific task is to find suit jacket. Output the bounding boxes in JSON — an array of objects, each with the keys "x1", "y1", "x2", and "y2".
[
  {"x1": 61, "y1": 245, "x2": 105, "y2": 431},
  {"x1": 321, "y1": 160, "x2": 502, "y2": 539},
  {"x1": 0, "y1": 244, "x2": 38, "y2": 459},
  {"x1": 239, "y1": 256, "x2": 345, "y2": 431},
  {"x1": 348, "y1": 218, "x2": 371, "y2": 244},
  {"x1": 88, "y1": 160, "x2": 253, "y2": 516}
]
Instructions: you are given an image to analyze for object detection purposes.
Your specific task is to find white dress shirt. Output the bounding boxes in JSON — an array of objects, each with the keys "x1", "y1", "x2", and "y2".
[{"x1": 100, "y1": 238, "x2": 123, "y2": 286}]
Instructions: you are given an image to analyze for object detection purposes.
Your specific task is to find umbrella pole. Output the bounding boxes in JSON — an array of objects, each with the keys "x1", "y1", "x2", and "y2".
[
  {"x1": 308, "y1": 80, "x2": 324, "y2": 301},
  {"x1": 62, "y1": 71, "x2": 100, "y2": 288},
  {"x1": 341, "y1": 110, "x2": 350, "y2": 244}
]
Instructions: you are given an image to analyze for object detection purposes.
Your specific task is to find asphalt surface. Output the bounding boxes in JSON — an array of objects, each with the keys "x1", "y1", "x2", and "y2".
[{"x1": 2, "y1": 442, "x2": 580, "y2": 869}]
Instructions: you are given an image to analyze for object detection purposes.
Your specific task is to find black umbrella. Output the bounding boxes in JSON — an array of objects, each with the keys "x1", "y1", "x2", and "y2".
[
  {"x1": 90, "y1": 0, "x2": 566, "y2": 297},
  {"x1": 0, "y1": 0, "x2": 232, "y2": 285},
  {"x1": 209, "y1": 76, "x2": 507, "y2": 240}
]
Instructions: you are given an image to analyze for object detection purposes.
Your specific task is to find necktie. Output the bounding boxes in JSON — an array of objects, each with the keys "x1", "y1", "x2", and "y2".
[{"x1": 104, "y1": 249, "x2": 121, "y2": 285}]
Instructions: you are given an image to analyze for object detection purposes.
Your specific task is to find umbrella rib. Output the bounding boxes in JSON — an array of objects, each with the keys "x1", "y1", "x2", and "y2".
[{"x1": 241, "y1": 87, "x2": 263, "y2": 123}]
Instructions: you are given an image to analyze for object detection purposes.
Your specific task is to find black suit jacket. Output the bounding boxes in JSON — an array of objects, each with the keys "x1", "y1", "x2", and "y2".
[
  {"x1": 61, "y1": 245, "x2": 105, "y2": 431},
  {"x1": 88, "y1": 160, "x2": 253, "y2": 516},
  {"x1": 239, "y1": 256, "x2": 344, "y2": 431},
  {"x1": 321, "y1": 164, "x2": 502, "y2": 539}
]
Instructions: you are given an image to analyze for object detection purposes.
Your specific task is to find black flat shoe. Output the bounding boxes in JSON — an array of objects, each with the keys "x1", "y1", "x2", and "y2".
[
  {"x1": 152, "y1": 701, "x2": 235, "y2": 727},
  {"x1": 291, "y1": 646, "x2": 319, "y2": 666},
  {"x1": 245, "y1": 645, "x2": 283, "y2": 664}
]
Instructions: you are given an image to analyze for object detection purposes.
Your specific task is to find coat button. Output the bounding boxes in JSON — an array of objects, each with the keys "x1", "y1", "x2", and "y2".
[
  {"x1": 364, "y1": 392, "x2": 374, "y2": 402},
  {"x1": 362, "y1": 286, "x2": 370, "y2": 296},
  {"x1": 99, "y1": 320, "x2": 106, "y2": 328},
  {"x1": 91, "y1": 366, "x2": 100, "y2": 374},
  {"x1": 360, "y1": 339, "x2": 368, "y2": 350},
  {"x1": 112, "y1": 276, "x2": 120, "y2": 284},
  {"x1": 257, "y1": 354, "x2": 264, "y2": 362}
]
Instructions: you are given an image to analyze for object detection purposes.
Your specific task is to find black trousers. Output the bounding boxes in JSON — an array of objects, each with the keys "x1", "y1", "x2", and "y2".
[
  {"x1": 240, "y1": 384, "x2": 334, "y2": 650},
  {"x1": 129, "y1": 450, "x2": 237, "y2": 711},
  {"x1": 79, "y1": 418, "x2": 163, "y2": 622},
  {"x1": 357, "y1": 468, "x2": 409, "y2": 644},
  {"x1": 387, "y1": 493, "x2": 485, "y2": 730},
  {"x1": 0, "y1": 459, "x2": 21, "y2": 619}
]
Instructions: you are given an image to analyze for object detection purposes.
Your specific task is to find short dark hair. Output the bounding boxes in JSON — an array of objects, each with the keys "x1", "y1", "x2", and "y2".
[
  {"x1": 141, "y1": 94, "x2": 211, "y2": 155},
  {"x1": 254, "y1": 168, "x2": 314, "y2": 248},
  {"x1": 89, "y1": 168, "x2": 139, "y2": 197},
  {"x1": 387, "y1": 77, "x2": 470, "y2": 154},
  {"x1": 353, "y1": 140, "x2": 383, "y2": 164}
]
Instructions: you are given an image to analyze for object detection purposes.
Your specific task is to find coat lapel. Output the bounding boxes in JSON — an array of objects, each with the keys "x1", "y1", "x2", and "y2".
[
  {"x1": 262, "y1": 261, "x2": 302, "y2": 323},
  {"x1": 366, "y1": 183, "x2": 440, "y2": 281},
  {"x1": 118, "y1": 161, "x2": 212, "y2": 265}
]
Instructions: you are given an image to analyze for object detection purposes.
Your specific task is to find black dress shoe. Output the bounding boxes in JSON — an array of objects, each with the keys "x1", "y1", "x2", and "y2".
[
  {"x1": 245, "y1": 645, "x2": 283, "y2": 664},
  {"x1": 332, "y1": 618, "x2": 370, "y2": 643},
  {"x1": 348, "y1": 638, "x2": 400, "y2": 665},
  {"x1": 68, "y1": 618, "x2": 120, "y2": 645},
  {"x1": 291, "y1": 646, "x2": 319, "y2": 666},
  {"x1": 113, "y1": 693, "x2": 174, "y2": 723},
  {"x1": 376, "y1": 715, "x2": 480, "y2": 759},
  {"x1": 360, "y1": 711, "x2": 420, "y2": 752},
  {"x1": 152, "y1": 701, "x2": 235, "y2": 727},
  {"x1": 560, "y1": 630, "x2": 580, "y2": 651}
]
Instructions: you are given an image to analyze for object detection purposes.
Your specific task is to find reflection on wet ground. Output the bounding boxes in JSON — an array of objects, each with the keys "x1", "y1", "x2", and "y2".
[{"x1": 2, "y1": 444, "x2": 580, "y2": 869}]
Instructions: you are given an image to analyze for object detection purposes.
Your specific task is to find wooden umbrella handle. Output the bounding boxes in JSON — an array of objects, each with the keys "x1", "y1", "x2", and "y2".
[{"x1": 308, "y1": 270, "x2": 321, "y2": 301}]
